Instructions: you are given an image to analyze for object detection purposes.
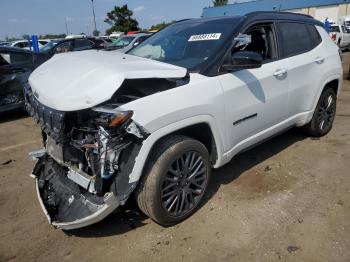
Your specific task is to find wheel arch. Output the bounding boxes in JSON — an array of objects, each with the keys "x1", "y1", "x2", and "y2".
[
  {"x1": 128, "y1": 115, "x2": 225, "y2": 184},
  {"x1": 299, "y1": 76, "x2": 341, "y2": 128},
  {"x1": 152, "y1": 123, "x2": 218, "y2": 164},
  {"x1": 323, "y1": 78, "x2": 340, "y2": 96},
  {"x1": 312, "y1": 76, "x2": 342, "y2": 112}
]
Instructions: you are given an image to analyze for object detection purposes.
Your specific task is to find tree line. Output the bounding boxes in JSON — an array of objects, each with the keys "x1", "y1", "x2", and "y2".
[{"x1": 104, "y1": 1, "x2": 228, "y2": 34}]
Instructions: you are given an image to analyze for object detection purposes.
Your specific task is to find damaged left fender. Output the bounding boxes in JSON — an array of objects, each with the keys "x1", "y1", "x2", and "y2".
[{"x1": 26, "y1": 84, "x2": 150, "y2": 229}]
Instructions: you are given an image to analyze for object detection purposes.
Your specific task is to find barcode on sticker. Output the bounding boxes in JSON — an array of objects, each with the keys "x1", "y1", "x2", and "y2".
[{"x1": 188, "y1": 33, "x2": 222, "y2": 42}]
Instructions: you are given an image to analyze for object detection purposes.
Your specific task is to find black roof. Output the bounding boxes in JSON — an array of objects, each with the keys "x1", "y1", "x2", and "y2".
[
  {"x1": 245, "y1": 11, "x2": 324, "y2": 26},
  {"x1": 177, "y1": 11, "x2": 324, "y2": 27},
  {"x1": 178, "y1": 16, "x2": 244, "y2": 25}
]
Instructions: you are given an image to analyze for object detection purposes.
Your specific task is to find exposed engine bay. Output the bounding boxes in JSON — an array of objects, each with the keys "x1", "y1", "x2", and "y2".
[
  {"x1": 110, "y1": 77, "x2": 189, "y2": 106},
  {"x1": 25, "y1": 84, "x2": 149, "y2": 229}
]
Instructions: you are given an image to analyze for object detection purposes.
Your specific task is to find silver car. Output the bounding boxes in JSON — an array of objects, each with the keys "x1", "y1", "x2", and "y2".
[{"x1": 107, "y1": 33, "x2": 151, "y2": 53}]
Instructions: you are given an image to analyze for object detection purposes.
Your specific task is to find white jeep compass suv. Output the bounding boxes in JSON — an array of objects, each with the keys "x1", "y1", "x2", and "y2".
[{"x1": 26, "y1": 12, "x2": 342, "y2": 230}]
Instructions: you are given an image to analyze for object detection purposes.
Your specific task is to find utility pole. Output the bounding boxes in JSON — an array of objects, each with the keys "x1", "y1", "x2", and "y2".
[
  {"x1": 86, "y1": 25, "x2": 88, "y2": 36},
  {"x1": 65, "y1": 17, "x2": 69, "y2": 35},
  {"x1": 91, "y1": 0, "x2": 97, "y2": 34}
]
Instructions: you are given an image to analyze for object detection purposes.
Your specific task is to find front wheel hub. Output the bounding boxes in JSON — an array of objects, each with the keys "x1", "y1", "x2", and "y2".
[{"x1": 160, "y1": 151, "x2": 208, "y2": 217}]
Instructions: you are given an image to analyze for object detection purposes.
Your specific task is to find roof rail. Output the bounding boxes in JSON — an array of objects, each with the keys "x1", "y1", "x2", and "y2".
[
  {"x1": 174, "y1": 19, "x2": 193, "y2": 24},
  {"x1": 247, "y1": 11, "x2": 313, "y2": 19}
]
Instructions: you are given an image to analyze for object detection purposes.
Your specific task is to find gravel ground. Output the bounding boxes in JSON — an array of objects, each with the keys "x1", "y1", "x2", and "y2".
[{"x1": 0, "y1": 54, "x2": 349, "y2": 262}]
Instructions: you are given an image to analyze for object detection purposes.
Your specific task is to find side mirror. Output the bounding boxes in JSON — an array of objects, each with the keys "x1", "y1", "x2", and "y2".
[{"x1": 222, "y1": 51, "x2": 263, "y2": 71}]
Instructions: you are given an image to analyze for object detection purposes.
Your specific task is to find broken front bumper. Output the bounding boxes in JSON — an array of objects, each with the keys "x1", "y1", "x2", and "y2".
[{"x1": 32, "y1": 156, "x2": 120, "y2": 230}]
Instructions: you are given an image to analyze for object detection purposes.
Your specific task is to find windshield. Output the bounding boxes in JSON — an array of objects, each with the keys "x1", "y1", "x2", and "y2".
[
  {"x1": 111, "y1": 36, "x2": 135, "y2": 47},
  {"x1": 128, "y1": 20, "x2": 236, "y2": 70}
]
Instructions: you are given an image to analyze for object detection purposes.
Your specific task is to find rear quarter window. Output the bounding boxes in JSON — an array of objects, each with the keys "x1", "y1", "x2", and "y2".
[
  {"x1": 279, "y1": 22, "x2": 322, "y2": 58},
  {"x1": 307, "y1": 24, "x2": 322, "y2": 48}
]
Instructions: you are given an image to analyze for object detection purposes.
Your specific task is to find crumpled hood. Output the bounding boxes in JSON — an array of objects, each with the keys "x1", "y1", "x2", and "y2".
[{"x1": 29, "y1": 50, "x2": 187, "y2": 111}]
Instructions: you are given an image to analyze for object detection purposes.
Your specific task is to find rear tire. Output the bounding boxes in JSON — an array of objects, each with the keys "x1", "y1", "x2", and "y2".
[
  {"x1": 135, "y1": 135, "x2": 211, "y2": 226},
  {"x1": 303, "y1": 88, "x2": 337, "y2": 137}
]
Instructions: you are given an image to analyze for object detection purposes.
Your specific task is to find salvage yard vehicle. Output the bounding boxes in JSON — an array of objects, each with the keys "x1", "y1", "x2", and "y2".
[
  {"x1": 329, "y1": 24, "x2": 350, "y2": 49},
  {"x1": 26, "y1": 12, "x2": 342, "y2": 230},
  {"x1": 0, "y1": 47, "x2": 48, "y2": 113},
  {"x1": 9, "y1": 39, "x2": 49, "y2": 50},
  {"x1": 39, "y1": 37, "x2": 107, "y2": 57},
  {"x1": 105, "y1": 33, "x2": 151, "y2": 53}
]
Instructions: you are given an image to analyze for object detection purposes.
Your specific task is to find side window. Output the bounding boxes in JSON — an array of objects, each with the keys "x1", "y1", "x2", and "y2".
[
  {"x1": 54, "y1": 41, "x2": 73, "y2": 54},
  {"x1": 15, "y1": 42, "x2": 24, "y2": 48},
  {"x1": 307, "y1": 24, "x2": 322, "y2": 48},
  {"x1": 279, "y1": 22, "x2": 319, "y2": 57},
  {"x1": 39, "y1": 40, "x2": 48, "y2": 46},
  {"x1": 0, "y1": 53, "x2": 11, "y2": 65},
  {"x1": 74, "y1": 39, "x2": 93, "y2": 51},
  {"x1": 10, "y1": 52, "x2": 32, "y2": 68},
  {"x1": 233, "y1": 23, "x2": 277, "y2": 62}
]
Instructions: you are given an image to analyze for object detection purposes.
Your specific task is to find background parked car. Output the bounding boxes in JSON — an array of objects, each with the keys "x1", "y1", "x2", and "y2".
[
  {"x1": 109, "y1": 32, "x2": 125, "y2": 40},
  {"x1": 40, "y1": 37, "x2": 108, "y2": 56},
  {"x1": 0, "y1": 42, "x2": 11, "y2": 47},
  {"x1": 0, "y1": 47, "x2": 48, "y2": 113},
  {"x1": 105, "y1": 33, "x2": 151, "y2": 53},
  {"x1": 329, "y1": 24, "x2": 350, "y2": 49},
  {"x1": 9, "y1": 39, "x2": 50, "y2": 50}
]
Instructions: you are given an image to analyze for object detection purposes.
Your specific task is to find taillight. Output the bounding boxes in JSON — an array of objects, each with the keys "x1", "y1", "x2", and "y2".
[{"x1": 331, "y1": 33, "x2": 336, "y2": 41}]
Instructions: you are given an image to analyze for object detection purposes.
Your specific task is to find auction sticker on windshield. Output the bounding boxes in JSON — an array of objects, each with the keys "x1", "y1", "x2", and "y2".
[{"x1": 188, "y1": 33, "x2": 222, "y2": 42}]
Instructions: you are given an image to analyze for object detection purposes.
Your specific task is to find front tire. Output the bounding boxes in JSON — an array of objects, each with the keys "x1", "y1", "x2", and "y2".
[
  {"x1": 303, "y1": 88, "x2": 337, "y2": 137},
  {"x1": 135, "y1": 136, "x2": 211, "y2": 226}
]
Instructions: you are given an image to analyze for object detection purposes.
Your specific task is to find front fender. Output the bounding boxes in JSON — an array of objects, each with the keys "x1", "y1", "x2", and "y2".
[{"x1": 128, "y1": 115, "x2": 225, "y2": 183}]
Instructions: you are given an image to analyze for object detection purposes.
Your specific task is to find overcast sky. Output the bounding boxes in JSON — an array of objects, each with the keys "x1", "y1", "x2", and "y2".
[{"x1": 0, "y1": 0, "x2": 230, "y2": 40}]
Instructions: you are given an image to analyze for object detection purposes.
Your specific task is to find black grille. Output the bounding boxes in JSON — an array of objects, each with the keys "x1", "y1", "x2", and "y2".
[{"x1": 24, "y1": 83, "x2": 65, "y2": 143}]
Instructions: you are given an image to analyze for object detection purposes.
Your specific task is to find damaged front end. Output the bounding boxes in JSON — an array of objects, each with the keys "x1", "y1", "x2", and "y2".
[{"x1": 25, "y1": 85, "x2": 148, "y2": 230}]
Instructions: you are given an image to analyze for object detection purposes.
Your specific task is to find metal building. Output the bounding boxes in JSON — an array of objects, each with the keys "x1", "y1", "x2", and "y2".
[{"x1": 203, "y1": 0, "x2": 350, "y2": 23}]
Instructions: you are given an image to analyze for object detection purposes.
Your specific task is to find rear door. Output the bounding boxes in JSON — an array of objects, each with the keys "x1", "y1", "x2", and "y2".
[
  {"x1": 218, "y1": 22, "x2": 290, "y2": 152},
  {"x1": 277, "y1": 22, "x2": 327, "y2": 116}
]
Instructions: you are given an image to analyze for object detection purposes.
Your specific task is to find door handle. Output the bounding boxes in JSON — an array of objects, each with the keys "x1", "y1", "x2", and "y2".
[
  {"x1": 315, "y1": 57, "x2": 325, "y2": 64},
  {"x1": 273, "y1": 69, "x2": 287, "y2": 77}
]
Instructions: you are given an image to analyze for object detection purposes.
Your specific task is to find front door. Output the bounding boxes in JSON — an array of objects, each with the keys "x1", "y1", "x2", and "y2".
[{"x1": 218, "y1": 23, "x2": 290, "y2": 153}]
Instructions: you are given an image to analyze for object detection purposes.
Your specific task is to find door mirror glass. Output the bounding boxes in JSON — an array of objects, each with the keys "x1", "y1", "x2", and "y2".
[{"x1": 222, "y1": 51, "x2": 263, "y2": 71}]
